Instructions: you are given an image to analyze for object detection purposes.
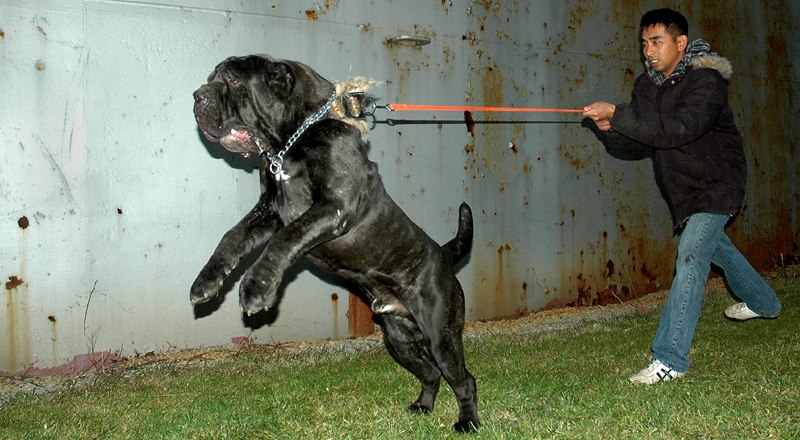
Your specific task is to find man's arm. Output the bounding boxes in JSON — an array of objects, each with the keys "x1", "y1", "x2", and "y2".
[{"x1": 583, "y1": 101, "x2": 648, "y2": 153}]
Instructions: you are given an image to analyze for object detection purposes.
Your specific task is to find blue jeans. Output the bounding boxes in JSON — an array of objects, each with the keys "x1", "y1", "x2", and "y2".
[{"x1": 651, "y1": 213, "x2": 782, "y2": 373}]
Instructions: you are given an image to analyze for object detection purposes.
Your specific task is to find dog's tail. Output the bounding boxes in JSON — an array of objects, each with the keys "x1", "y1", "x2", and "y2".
[{"x1": 442, "y1": 202, "x2": 473, "y2": 266}]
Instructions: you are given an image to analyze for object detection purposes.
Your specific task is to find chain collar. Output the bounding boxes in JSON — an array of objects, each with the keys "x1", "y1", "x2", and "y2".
[{"x1": 257, "y1": 90, "x2": 337, "y2": 176}]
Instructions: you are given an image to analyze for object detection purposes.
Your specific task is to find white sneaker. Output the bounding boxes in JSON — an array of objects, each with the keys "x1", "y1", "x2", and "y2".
[
  {"x1": 629, "y1": 360, "x2": 685, "y2": 385},
  {"x1": 725, "y1": 302, "x2": 778, "y2": 320}
]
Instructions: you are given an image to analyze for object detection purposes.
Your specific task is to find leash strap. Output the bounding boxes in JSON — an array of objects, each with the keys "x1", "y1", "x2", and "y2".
[
  {"x1": 385, "y1": 103, "x2": 583, "y2": 113},
  {"x1": 354, "y1": 96, "x2": 582, "y2": 118}
]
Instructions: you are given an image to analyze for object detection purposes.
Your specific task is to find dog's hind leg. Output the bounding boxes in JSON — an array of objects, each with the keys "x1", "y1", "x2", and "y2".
[
  {"x1": 429, "y1": 332, "x2": 480, "y2": 432},
  {"x1": 379, "y1": 315, "x2": 442, "y2": 414},
  {"x1": 415, "y1": 283, "x2": 480, "y2": 432}
]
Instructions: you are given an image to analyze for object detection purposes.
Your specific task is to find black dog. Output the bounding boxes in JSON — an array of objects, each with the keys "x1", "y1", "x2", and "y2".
[{"x1": 190, "y1": 55, "x2": 479, "y2": 432}]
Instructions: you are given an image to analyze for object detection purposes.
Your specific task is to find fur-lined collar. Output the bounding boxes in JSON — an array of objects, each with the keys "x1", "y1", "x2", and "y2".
[{"x1": 330, "y1": 77, "x2": 378, "y2": 141}]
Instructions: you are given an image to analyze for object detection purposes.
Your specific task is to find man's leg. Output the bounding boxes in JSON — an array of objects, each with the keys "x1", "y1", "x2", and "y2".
[
  {"x1": 650, "y1": 213, "x2": 729, "y2": 373},
  {"x1": 712, "y1": 233, "x2": 782, "y2": 318}
]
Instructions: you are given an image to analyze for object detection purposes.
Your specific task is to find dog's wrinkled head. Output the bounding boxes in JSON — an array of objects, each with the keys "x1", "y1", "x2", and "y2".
[{"x1": 192, "y1": 54, "x2": 335, "y2": 157}]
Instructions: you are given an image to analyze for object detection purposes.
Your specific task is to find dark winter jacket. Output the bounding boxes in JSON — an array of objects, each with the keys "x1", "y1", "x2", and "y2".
[{"x1": 603, "y1": 52, "x2": 746, "y2": 229}]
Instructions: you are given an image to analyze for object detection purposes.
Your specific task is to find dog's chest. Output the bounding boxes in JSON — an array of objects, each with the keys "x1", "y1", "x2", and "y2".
[{"x1": 263, "y1": 170, "x2": 314, "y2": 223}]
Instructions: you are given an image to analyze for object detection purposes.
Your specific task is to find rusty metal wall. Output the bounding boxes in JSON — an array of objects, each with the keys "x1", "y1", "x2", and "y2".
[{"x1": 1, "y1": 0, "x2": 797, "y2": 373}]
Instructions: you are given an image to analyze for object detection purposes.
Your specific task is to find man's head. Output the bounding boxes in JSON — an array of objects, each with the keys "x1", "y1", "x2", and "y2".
[
  {"x1": 639, "y1": 8, "x2": 689, "y2": 78},
  {"x1": 640, "y1": 8, "x2": 688, "y2": 39}
]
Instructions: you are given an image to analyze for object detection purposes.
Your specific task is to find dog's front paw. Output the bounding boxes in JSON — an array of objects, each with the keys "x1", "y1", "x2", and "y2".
[
  {"x1": 190, "y1": 262, "x2": 232, "y2": 305},
  {"x1": 407, "y1": 402, "x2": 432, "y2": 414},
  {"x1": 453, "y1": 419, "x2": 480, "y2": 433},
  {"x1": 239, "y1": 271, "x2": 281, "y2": 315}
]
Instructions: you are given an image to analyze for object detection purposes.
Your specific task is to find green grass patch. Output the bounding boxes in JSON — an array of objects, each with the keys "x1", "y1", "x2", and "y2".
[{"x1": 1, "y1": 276, "x2": 798, "y2": 439}]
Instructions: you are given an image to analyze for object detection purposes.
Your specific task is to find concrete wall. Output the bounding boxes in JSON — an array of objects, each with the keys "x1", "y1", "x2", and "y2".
[{"x1": 2, "y1": 0, "x2": 798, "y2": 373}]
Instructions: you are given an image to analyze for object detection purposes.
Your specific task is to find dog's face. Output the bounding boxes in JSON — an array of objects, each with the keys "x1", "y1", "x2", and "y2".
[{"x1": 192, "y1": 54, "x2": 334, "y2": 157}]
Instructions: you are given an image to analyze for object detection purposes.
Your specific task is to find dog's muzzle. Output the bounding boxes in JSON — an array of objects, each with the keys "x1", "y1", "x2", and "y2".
[{"x1": 192, "y1": 85, "x2": 226, "y2": 138}]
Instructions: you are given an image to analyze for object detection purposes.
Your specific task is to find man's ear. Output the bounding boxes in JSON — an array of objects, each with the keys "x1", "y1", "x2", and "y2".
[
  {"x1": 266, "y1": 62, "x2": 295, "y2": 100},
  {"x1": 677, "y1": 34, "x2": 688, "y2": 52}
]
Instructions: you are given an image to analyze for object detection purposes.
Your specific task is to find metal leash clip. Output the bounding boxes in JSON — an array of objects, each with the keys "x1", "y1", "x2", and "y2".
[{"x1": 331, "y1": 92, "x2": 374, "y2": 120}]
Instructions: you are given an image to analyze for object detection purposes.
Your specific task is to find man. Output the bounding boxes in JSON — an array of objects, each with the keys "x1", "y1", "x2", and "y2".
[{"x1": 583, "y1": 8, "x2": 781, "y2": 385}]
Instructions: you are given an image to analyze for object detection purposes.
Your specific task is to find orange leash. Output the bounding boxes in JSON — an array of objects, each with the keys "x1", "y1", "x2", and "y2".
[{"x1": 385, "y1": 103, "x2": 584, "y2": 113}]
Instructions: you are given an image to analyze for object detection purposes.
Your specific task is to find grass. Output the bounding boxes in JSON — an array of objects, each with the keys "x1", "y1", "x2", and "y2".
[{"x1": 1, "y1": 274, "x2": 798, "y2": 439}]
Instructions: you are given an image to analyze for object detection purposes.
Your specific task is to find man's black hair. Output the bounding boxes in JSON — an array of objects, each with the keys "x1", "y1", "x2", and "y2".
[{"x1": 640, "y1": 8, "x2": 688, "y2": 39}]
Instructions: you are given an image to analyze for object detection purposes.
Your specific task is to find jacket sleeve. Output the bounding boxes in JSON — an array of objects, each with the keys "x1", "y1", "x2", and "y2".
[
  {"x1": 599, "y1": 130, "x2": 648, "y2": 153},
  {"x1": 594, "y1": 84, "x2": 648, "y2": 153},
  {"x1": 610, "y1": 69, "x2": 728, "y2": 149}
]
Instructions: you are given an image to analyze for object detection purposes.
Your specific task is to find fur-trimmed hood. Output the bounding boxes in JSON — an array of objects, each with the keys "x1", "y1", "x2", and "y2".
[{"x1": 691, "y1": 54, "x2": 733, "y2": 80}]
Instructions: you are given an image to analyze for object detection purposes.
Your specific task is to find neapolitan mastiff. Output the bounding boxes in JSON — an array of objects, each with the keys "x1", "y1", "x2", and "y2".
[{"x1": 190, "y1": 55, "x2": 479, "y2": 432}]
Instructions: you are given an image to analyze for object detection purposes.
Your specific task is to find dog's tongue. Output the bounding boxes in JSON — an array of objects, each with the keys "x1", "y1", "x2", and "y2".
[
  {"x1": 229, "y1": 129, "x2": 250, "y2": 141},
  {"x1": 220, "y1": 129, "x2": 256, "y2": 157}
]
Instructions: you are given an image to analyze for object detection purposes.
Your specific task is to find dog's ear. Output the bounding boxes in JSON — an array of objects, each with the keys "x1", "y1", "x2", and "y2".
[{"x1": 265, "y1": 62, "x2": 295, "y2": 100}]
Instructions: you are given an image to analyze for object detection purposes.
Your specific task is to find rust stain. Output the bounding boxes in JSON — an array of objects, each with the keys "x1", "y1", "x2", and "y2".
[
  {"x1": 0, "y1": 28, "x2": 5, "y2": 39},
  {"x1": 34, "y1": 59, "x2": 45, "y2": 72},
  {"x1": 464, "y1": 110, "x2": 475, "y2": 136},
  {"x1": 522, "y1": 163, "x2": 531, "y2": 175},
  {"x1": 623, "y1": 67, "x2": 635, "y2": 85},
  {"x1": 481, "y1": 66, "x2": 505, "y2": 108},
  {"x1": 485, "y1": 243, "x2": 526, "y2": 319},
  {"x1": 331, "y1": 292, "x2": 339, "y2": 339},
  {"x1": 5, "y1": 276, "x2": 23, "y2": 291},
  {"x1": 495, "y1": 244, "x2": 508, "y2": 315},
  {"x1": 468, "y1": 63, "x2": 507, "y2": 180},
  {"x1": 50, "y1": 314, "x2": 58, "y2": 362},
  {"x1": 605, "y1": 259, "x2": 615, "y2": 278},
  {"x1": 302, "y1": 0, "x2": 339, "y2": 21},
  {"x1": 595, "y1": 284, "x2": 618, "y2": 306},
  {"x1": 572, "y1": 272, "x2": 591, "y2": 306},
  {"x1": 461, "y1": 32, "x2": 478, "y2": 45},
  {"x1": 18, "y1": 216, "x2": 29, "y2": 229},
  {"x1": 471, "y1": 0, "x2": 501, "y2": 17},
  {"x1": 559, "y1": 142, "x2": 595, "y2": 171},
  {"x1": 542, "y1": 299, "x2": 567, "y2": 311},
  {"x1": 442, "y1": 45, "x2": 455, "y2": 65},
  {"x1": 4, "y1": 273, "x2": 30, "y2": 372},
  {"x1": 347, "y1": 293, "x2": 374, "y2": 337}
]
